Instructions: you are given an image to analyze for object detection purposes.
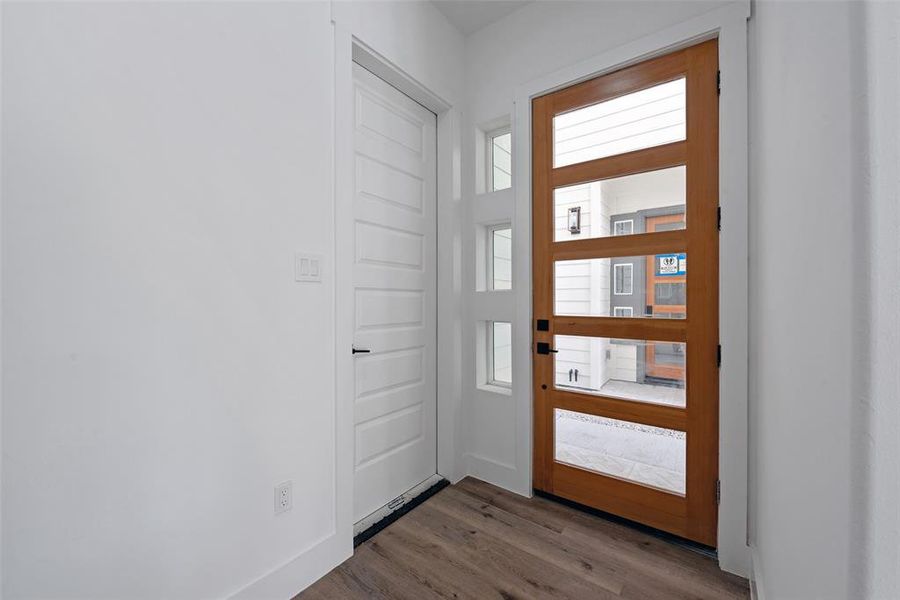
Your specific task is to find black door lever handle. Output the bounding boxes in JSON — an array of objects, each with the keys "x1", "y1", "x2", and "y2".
[
  {"x1": 352, "y1": 347, "x2": 371, "y2": 354},
  {"x1": 536, "y1": 342, "x2": 558, "y2": 355}
]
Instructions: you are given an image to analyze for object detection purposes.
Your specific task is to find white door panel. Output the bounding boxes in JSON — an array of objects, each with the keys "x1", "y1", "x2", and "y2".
[
  {"x1": 352, "y1": 267, "x2": 427, "y2": 291},
  {"x1": 353, "y1": 328, "x2": 426, "y2": 355},
  {"x1": 356, "y1": 155, "x2": 425, "y2": 213},
  {"x1": 355, "y1": 123, "x2": 427, "y2": 179},
  {"x1": 354, "y1": 203, "x2": 424, "y2": 237},
  {"x1": 352, "y1": 63, "x2": 437, "y2": 523},
  {"x1": 356, "y1": 90, "x2": 425, "y2": 153},
  {"x1": 355, "y1": 384, "x2": 427, "y2": 425},
  {"x1": 355, "y1": 348, "x2": 425, "y2": 397},
  {"x1": 355, "y1": 222, "x2": 424, "y2": 270},
  {"x1": 356, "y1": 404, "x2": 424, "y2": 466}
]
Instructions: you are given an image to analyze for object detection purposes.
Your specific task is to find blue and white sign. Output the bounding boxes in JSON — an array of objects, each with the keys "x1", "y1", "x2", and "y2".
[{"x1": 656, "y1": 253, "x2": 687, "y2": 276}]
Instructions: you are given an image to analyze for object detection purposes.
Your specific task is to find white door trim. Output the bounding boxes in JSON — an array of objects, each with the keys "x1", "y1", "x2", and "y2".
[
  {"x1": 334, "y1": 23, "x2": 464, "y2": 560},
  {"x1": 510, "y1": 1, "x2": 751, "y2": 576}
]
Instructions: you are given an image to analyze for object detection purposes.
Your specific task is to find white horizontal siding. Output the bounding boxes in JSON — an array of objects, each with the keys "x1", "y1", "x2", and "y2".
[
  {"x1": 553, "y1": 78, "x2": 686, "y2": 168},
  {"x1": 555, "y1": 335, "x2": 593, "y2": 389}
]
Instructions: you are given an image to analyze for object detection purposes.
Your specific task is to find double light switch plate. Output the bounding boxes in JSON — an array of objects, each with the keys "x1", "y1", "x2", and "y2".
[{"x1": 294, "y1": 253, "x2": 323, "y2": 283}]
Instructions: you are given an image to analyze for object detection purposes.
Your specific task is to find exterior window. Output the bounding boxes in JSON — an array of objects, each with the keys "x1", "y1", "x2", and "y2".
[
  {"x1": 613, "y1": 306, "x2": 633, "y2": 317},
  {"x1": 614, "y1": 263, "x2": 633, "y2": 295},
  {"x1": 490, "y1": 226, "x2": 512, "y2": 290},
  {"x1": 654, "y1": 282, "x2": 686, "y2": 305},
  {"x1": 489, "y1": 321, "x2": 512, "y2": 385},
  {"x1": 489, "y1": 130, "x2": 512, "y2": 192},
  {"x1": 613, "y1": 220, "x2": 634, "y2": 236}
]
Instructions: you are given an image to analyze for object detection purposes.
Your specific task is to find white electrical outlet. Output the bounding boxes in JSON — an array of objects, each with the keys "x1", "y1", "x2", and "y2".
[{"x1": 274, "y1": 481, "x2": 292, "y2": 515}]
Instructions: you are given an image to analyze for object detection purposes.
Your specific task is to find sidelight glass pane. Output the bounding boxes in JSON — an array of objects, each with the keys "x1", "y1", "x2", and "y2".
[
  {"x1": 555, "y1": 409, "x2": 686, "y2": 495},
  {"x1": 491, "y1": 227, "x2": 512, "y2": 290},
  {"x1": 553, "y1": 78, "x2": 686, "y2": 168},
  {"x1": 490, "y1": 321, "x2": 512, "y2": 385},
  {"x1": 553, "y1": 334, "x2": 685, "y2": 407},
  {"x1": 490, "y1": 131, "x2": 512, "y2": 191},
  {"x1": 554, "y1": 254, "x2": 687, "y2": 318},
  {"x1": 553, "y1": 167, "x2": 686, "y2": 242}
]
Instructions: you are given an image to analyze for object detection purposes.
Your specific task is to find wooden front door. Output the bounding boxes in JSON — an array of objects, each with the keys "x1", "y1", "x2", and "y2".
[{"x1": 532, "y1": 40, "x2": 719, "y2": 546}]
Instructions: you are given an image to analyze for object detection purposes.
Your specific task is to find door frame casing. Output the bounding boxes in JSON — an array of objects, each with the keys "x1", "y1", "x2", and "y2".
[
  {"x1": 511, "y1": 1, "x2": 751, "y2": 576},
  {"x1": 334, "y1": 23, "x2": 465, "y2": 566}
]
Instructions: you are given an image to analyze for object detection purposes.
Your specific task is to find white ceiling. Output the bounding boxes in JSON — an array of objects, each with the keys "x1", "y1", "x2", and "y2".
[{"x1": 432, "y1": 1, "x2": 532, "y2": 36}]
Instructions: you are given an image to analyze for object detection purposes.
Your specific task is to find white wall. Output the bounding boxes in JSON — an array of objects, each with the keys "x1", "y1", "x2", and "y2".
[
  {"x1": 2, "y1": 3, "x2": 336, "y2": 598},
  {"x1": 1, "y1": 2, "x2": 463, "y2": 598},
  {"x1": 748, "y1": 1, "x2": 866, "y2": 598},
  {"x1": 748, "y1": 1, "x2": 900, "y2": 598}
]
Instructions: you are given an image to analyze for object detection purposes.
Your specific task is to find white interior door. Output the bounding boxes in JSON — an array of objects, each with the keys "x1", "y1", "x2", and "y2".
[{"x1": 352, "y1": 63, "x2": 437, "y2": 523}]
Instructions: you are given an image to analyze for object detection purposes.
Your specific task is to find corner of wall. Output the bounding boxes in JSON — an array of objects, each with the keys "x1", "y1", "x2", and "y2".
[{"x1": 749, "y1": 546, "x2": 765, "y2": 600}]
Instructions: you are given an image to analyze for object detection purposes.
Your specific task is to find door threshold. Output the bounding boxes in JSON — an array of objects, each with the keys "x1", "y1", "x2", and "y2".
[
  {"x1": 353, "y1": 475, "x2": 449, "y2": 547},
  {"x1": 534, "y1": 489, "x2": 717, "y2": 559}
]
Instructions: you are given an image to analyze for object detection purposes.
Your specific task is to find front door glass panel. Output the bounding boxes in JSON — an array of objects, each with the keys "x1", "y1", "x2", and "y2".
[
  {"x1": 553, "y1": 79, "x2": 687, "y2": 168},
  {"x1": 553, "y1": 167, "x2": 686, "y2": 242},
  {"x1": 554, "y1": 334, "x2": 685, "y2": 407},
  {"x1": 554, "y1": 253, "x2": 687, "y2": 318},
  {"x1": 554, "y1": 409, "x2": 686, "y2": 495}
]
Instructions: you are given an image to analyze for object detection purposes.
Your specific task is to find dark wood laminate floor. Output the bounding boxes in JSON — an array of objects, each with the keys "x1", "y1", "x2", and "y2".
[{"x1": 299, "y1": 478, "x2": 750, "y2": 600}]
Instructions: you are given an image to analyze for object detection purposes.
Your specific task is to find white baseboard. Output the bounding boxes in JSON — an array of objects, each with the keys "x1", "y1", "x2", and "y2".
[
  {"x1": 440, "y1": 467, "x2": 467, "y2": 485},
  {"x1": 466, "y1": 453, "x2": 530, "y2": 497},
  {"x1": 228, "y1": 531, "x2": 351, "y2": 600},
  {"x1": 750, "y1": 546, "x2": 765, "y2": 600}
]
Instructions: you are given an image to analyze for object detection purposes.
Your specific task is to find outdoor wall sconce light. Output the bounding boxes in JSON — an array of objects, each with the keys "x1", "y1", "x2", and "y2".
[{"x1": 568, "y1": 206, "x2": 581, "y2": 234}]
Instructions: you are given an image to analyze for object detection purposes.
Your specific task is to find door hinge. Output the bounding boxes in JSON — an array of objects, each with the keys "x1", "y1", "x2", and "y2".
[
  {"x1": 716, "y1": 480, "x2": 721, "y2": 505},
  {"x1": 717, "y1": 70, "x2": 721, "y2": 95},
  {"x1": 717, "y1": 206, "x2": 722, "y2": 231},
  {"x1": 717, "y1": 344, "x2": 722, "y2": 367}
]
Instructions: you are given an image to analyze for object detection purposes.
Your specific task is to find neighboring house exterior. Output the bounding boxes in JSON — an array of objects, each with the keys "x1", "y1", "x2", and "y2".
[{"x1": 554, "y1": 167, "x2": 687, "y2": 398}]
